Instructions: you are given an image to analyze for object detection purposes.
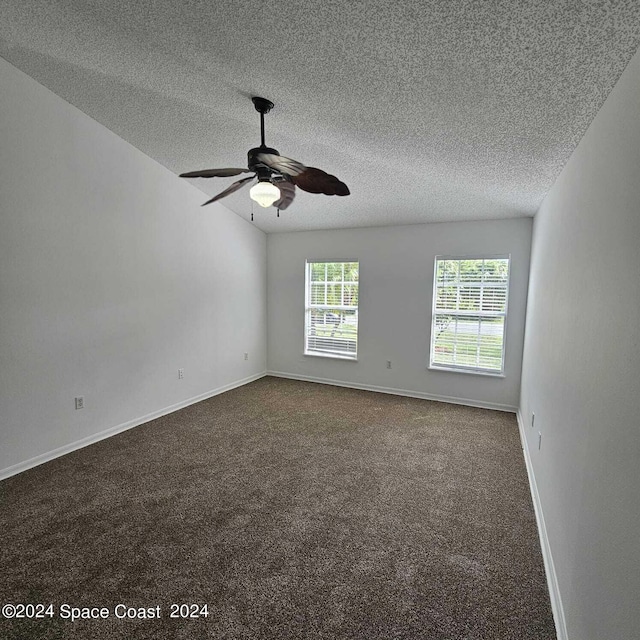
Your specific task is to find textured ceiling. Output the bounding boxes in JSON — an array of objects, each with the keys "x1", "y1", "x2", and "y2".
[{"x1": 2, "y1": 1, "x2": 640, "y2": 233}]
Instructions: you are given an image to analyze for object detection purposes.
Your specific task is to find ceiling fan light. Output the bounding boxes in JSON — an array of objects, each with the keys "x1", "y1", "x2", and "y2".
[{"x1": 249, "y1": 180, "x2": 280, "y2": 208}]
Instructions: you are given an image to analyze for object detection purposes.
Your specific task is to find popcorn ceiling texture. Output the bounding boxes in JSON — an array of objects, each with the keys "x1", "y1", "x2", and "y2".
[{"x1": 1, "y1": 0, "x2": 639, "y2": 232}]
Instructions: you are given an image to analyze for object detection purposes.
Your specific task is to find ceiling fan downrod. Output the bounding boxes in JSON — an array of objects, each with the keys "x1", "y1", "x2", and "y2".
[
  {"x1": 251, "y1": 96, "x2": 274, "y2": 148},
  {"x1": 248, "y1": 96, "x2": 278, "y2": 175}
]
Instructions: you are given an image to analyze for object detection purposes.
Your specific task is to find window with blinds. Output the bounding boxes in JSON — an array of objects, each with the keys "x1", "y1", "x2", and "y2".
[
  {"x1": 430, "y1": 256, "x2": 510, "y2": 374},
  {"x1": 305, "y1": 261, "x2": 359, "y2": 359}
]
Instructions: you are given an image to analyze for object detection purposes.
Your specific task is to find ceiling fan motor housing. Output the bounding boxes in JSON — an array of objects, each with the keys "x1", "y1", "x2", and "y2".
[{"x1": 248, "y1": 146, "x2": 280, "y2": 180}]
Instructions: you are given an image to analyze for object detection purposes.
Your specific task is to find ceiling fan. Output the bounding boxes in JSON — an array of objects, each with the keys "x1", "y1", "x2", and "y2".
[{"x1": 179, "y1": 96, "x2": 350, "y2": 213}]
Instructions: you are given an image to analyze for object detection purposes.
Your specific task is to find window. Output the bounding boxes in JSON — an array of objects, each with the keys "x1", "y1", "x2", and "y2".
[
  {"x1": 305, "y1": 261, "x2": 359, "y2": 359},
  {"x1": 430, "y1": 256, "x2": 510, "y2": 374}
]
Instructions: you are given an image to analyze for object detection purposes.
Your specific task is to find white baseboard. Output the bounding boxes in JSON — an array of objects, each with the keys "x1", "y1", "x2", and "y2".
[
  {"x1": 0, "y1": 372, "x2": 267, "y2": 481},
  {"x1": 516, "y1": 410, "x2": 568, "y2": 640},
  {"x1": 266, "y1": 371, "x2": 517, "y2": 413}
]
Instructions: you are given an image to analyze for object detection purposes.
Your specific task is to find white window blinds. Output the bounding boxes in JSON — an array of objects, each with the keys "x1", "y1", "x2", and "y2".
[
  {"x1": 305, "y1": 261, "x2": 359, "y2": 359},
  {"x1": 430, "y1": 256, "x2": 510, "y2": 374}
]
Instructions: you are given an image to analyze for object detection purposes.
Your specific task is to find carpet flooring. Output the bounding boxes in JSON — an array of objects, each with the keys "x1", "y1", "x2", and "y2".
[{"x1": 0, "y1": 377, "x2": 556, "y2": 639}]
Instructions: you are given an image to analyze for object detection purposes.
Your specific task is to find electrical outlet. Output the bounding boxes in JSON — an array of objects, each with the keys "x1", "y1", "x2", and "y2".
[
  {"x1": 244, "y1": 352, "x2": 249, "y2": 361},
  {"x1": 178, "y1": 368, "x2": 184, "y2": 379},
  {"x1": 531, "y1": 412, "x2": 535, "y2": 428},
  {"x1": 386, "y1": 360, "x2": 392, "y2": 369},
  {"x1": 75, "y1": 396, "x2": 84, "y2": 410},
  {"x1": 538, "y1": 432, "x2": 542, "y2": 450}
]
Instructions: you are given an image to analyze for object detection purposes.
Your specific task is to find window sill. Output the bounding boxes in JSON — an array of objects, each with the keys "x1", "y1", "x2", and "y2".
[
  {"x1": 428, "y1": 365, "x2": 505, "y2": 378},
  {"x1": 304, "y1": 351, "x2": 358, "y2": 362}
]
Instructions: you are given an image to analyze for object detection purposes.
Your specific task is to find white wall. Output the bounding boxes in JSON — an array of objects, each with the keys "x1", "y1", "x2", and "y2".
[
  {"x1": 0, "y1": 58, "x2": 267, "y2": 477},
  {"x1": 519, "y1": 49, "x2": 640, "y2": 640},
  {"x1": 268, "y1": 218, "x2": 532, "y2": 410}
]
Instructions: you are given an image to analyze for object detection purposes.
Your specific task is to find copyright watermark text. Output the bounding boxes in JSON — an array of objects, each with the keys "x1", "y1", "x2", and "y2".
[{"x1": 2, "y1": 602, "x2": 209, "y2": 621}]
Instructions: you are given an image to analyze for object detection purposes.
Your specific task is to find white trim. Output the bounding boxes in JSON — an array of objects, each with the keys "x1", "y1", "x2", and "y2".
[
  {"x1": 428, "y1": 365, "x2": 505, "y2": 378},
  {"x1": 304, "y1": 352, "x2": 358, "y2": 361},
  {"x1": 0, "y1": 372, "x2": 267, "y2": 481},
  {"x1": 516, "y1": 410, "x2": 568, "y2": 640},
  {"x1": 267, "y1": 371, "x2": 517, "y2": 412}
]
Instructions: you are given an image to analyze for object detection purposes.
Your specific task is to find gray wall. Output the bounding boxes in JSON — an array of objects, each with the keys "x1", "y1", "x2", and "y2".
[
  {"x1": 268, "y1": 218, "x2": 532, "y2": 410},
  {"x1": 520, "y1": 49, "x2": 640, "y2": 639},
  {"x1": 0, "y1": 59, "x2": 267, "y2": 476}
]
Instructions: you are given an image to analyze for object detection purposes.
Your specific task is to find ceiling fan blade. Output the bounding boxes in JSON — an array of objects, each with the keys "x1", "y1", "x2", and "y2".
[
  {"x1": 201, "y1": 175, "x2": 255, "y2": 206},
  {"x1": 257, "y1": 153, "x2": 349, "y2": 197},
  {"x1": 272, "y1": 178, "x2": 296, "y2": 211},
  {"x1": 292, "y1": 167, "x2": 350, "y2": 196},
  {"x1": 256, "y1": 153, "x2": 306, "y2": 177},
  {"x1": 180, "y1": 168, "x2": 251, "y2": 178}
]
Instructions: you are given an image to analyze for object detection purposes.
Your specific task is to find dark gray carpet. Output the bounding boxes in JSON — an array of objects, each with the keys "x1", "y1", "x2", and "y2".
[{"x1": 0, "y1": 376, "x2": 556, "y2": 639}]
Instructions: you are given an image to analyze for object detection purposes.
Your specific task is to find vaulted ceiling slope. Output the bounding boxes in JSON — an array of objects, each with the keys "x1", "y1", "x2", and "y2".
[{"x1": 2, "y1": 1, "x2": 640, "y2": 233}]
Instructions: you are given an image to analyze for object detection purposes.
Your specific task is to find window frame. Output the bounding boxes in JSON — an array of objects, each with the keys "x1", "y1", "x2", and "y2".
[
  {"x1": 429, "y1": 254, "x2": 510, "y2": 376},
  {"x1": 304, "y1": 260, "x2": 359, "y2": 361}
]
